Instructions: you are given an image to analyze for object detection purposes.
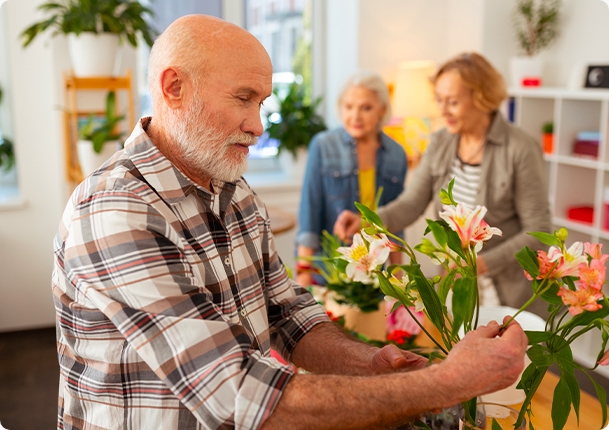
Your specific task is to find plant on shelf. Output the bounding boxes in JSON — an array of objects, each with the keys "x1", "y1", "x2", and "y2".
[
  {"x1": 265, "y1": 83, "x2": 327, "y2": 160},
  {"x1": 20, "y1": 0, "x2": 156, "y2": 48},
  {"x1": 0, "y1": 85, "x2": 15, "y2": 173},
  {"x1": 513, "y1": 0, "x2": 561, "y2": 56},
  {"x1": 79, "y1": 91, "x2": 125, "y2": 154}
]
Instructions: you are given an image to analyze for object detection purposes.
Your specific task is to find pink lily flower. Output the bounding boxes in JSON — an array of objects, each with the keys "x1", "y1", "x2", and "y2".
[
  {"x1": 584, "y1": 242, "x2": 609, "y2": 264},
  {"x1": 524, "y1": 250, "x2": 557, "y2": 280},
  {"x1": 578, "y1": 259, "x2": 606, "y2": 291},
  {"x1": 556, "y1": 286, "x2": 603, "y2": 316},
  {"x1": 598, "y1": 350, "x2": 609, "y2": 366},
  {"x1": 547, "y1": 242, "x2": 586, "y2": 278},
  {"x1": 337, "y1": 233, "x2": 390, "y2": 283},
  {"x1": 362, "y1": 231, "x2": 401, "y2": 252},
  {"x1": 439, "y1": 204, "x2": 501, "y2": 250}
]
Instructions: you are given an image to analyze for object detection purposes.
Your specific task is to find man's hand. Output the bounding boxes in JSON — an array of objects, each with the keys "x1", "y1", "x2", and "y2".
[
  {"x1": 439, "y1": 316, "x2": 528, "y2": 402},
  {"x1": 333, "y1": 210, "x2": 362, "y2": 242},
  {"x1": 370, "y1": 345, "x2": 428, "y2": 374}
]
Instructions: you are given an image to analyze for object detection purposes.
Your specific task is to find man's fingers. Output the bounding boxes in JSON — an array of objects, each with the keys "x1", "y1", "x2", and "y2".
[
  {"x1": 469, "y1": 320, "x2": 501, "y2": 338},
  {"x1": 497, "y1": 319, "x2": 528, "y2": 351}
]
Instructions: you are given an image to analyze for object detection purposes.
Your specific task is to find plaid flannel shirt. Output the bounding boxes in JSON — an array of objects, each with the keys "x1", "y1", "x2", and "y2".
[{"x1": 52, "y1": 118, "x2": 329, "y2": 430}]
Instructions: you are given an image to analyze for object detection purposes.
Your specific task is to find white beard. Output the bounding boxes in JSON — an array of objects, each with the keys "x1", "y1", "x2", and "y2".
[{"x1": 166, "y1": 98, "x2": 257, "y2": 183}]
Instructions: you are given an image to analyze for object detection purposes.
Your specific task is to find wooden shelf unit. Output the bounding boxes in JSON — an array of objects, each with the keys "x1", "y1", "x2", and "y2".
[
  {"x1": 62, "y1": 70, "x2": 135, "y2": 183},
  {"x1": 509, "y1": 86, "x2": 609, "y2": 379}
]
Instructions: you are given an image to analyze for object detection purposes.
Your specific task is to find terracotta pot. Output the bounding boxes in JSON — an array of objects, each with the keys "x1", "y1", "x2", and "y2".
[
  {"x1": 543, "y1": 133, "x2": 554, "y2": 154},
  {"x1": 324, "y1": 299, "x2": 386, "y2": 341}
]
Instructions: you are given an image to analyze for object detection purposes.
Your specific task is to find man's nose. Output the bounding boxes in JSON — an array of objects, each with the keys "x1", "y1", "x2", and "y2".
[{"x1": 242, "y1": 111, "x2": 265, "y2": 137}]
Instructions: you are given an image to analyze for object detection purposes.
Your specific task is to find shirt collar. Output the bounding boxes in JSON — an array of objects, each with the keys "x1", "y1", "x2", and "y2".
[
  {"x1": 485, "y1": 111, "x2": 509, "y2": 146},
  {"x1": 123, "y1": 117, "x2": 238, "y2": 207}
]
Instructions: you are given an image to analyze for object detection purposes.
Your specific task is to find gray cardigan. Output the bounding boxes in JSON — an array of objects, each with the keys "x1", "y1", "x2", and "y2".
[{"x1": 378, "y1": 112, "x2": 551, "y2": 314}]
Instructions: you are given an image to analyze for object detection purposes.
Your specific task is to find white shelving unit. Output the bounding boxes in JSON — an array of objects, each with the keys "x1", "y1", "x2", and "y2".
[{"x1": 509, "y1": 87, "x2": 609, "y2": 379}]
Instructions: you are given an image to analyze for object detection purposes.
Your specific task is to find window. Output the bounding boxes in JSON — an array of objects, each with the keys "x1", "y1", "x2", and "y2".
[
  {"x1": 244, "y1": 0, "x2": 313, "y2": 160},
  {"x1": 0, "y1": 4, "x2": 17, "y2": 190}
]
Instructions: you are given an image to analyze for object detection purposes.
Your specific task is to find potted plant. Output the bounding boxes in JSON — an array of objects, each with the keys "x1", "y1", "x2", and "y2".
[
  {"x1": 77, "y1": 91, "x2": 125, "y2": 176},
  {"x1": 510, "y1": 0, "x2": 561, "y2": 87},
  {"x1": 20, "y1": 0, "x2": 157, "y2": 77},
  {"x1": 266, "y1": 82, "x2": 327, "y2": 178},
  {"x1": 0, "y1": 85, "x2": 15, "y2": 174},
  {"x1": 542, "y1": 121, "x2": 554, "y2": 154}
]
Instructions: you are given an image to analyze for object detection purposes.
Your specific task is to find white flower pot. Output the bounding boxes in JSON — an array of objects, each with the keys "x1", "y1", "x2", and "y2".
[
  {"x1": 78, "y1": 140, "x2": 118, "y2": 177},
  {"x1": 278, "y1": 147, "x2": 308, "y2": 181},
  {"x1": 68, "y1": 33, "x2": 120, "y2": 77},
  {"x1": 509, "y1": 56, "x2": 543, "y2": 87}
]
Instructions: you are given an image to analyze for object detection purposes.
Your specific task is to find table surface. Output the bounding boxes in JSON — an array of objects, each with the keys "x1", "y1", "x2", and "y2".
[
  {"x1": 267, "y1": 206, "x2": 296, "y2": 235},
  {"x1": 416, "y1": 320, "x2": 607, "y2": 429}
]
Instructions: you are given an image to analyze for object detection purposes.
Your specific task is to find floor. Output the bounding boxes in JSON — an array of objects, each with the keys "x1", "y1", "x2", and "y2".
[{"x1": 1, "y1": 327, "x2": 608, "y2": 430}]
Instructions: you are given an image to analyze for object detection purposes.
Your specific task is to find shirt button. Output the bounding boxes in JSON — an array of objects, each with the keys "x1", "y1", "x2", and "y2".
[
  {"x1": 352, "y1": 149, "x2": 357, "y2": 154},
  {"x1": 333, "y1": 171, "x2": 340, "y2": 177},
  {"x1": 353, "y1": 169, "x2": 359, "y2": 175},
  {"x1": 224, "y1": 257, "x2": 231, "y2": 265},
  {"x1": 392, "y1": 177, "x2": 398, "y2": 183},
  {"x1": 240, "y1": 309, "x2": 247, "y2": 317}
]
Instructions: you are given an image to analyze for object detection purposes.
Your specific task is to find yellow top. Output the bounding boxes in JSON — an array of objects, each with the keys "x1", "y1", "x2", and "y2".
[{"x1": 358, "y1": 168, "x2": 376, "y2": 209}]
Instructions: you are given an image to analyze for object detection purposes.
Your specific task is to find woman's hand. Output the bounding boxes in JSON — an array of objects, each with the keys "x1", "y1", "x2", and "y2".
[{"x1": 334, "y1": 210, "x2": 362, "y2": 242}]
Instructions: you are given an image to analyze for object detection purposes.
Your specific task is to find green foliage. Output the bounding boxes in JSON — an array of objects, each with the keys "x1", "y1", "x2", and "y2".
[
  {"x1": 543, "y1": 121, "x2": 554, "y2": 134},
  {"x1": 266, "y1": 83, "x2": 327, "y2": 160},
  {"x1": 78, "y1": 91, "x2": 125, "y2": 153},
  {"x1": 20, "y1": 0, "x2": 157, "y2": 48},
  {"x1": 0, "y1": 83, "x2": 15, "y2": 173},
  {"x1": 513, "y1": 0, "x2": 561, "y2": 56}
]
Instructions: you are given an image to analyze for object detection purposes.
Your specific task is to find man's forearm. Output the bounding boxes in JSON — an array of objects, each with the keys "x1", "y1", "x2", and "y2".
[
  {"x1": 261, "y1": 365, "x2": 455, "y2": 430},
  {"x1": 290, "y1": 321, "x2": 379, "y2": 375}
]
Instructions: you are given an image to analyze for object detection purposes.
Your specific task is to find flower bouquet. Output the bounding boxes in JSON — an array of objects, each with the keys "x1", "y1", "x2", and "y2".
[{"x1": 337, "y1": 179, "x2": 608, "y2": 429}]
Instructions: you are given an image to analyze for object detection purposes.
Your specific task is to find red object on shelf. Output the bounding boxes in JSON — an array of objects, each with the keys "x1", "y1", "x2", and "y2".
[
  {"x1": 522, "y1": 77, "x2": 542, "y2": 87},
  {"x1": 567, "y1": 206, "x2": 594, "y2": 224},
  {"x1": 573, "y1": 140, "x2": 599, "y2": 158}
]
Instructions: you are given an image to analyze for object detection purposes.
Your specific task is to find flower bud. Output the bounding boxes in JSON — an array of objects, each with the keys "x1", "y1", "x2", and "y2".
[{"x1": 556, "y1": 227, "x2": 568, "y2": 242}]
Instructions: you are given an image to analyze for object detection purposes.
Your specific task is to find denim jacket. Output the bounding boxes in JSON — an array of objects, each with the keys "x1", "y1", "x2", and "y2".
[{"x1": 297, "y1": 127, "x2": 407, "y2": 250}]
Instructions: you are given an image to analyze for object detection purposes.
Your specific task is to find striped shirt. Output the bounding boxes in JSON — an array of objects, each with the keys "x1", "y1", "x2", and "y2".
[
  {"x1": 450, "y1": 157, "x2": 482, "y2": 209},
  {"x1": 52, "y1": 117, "x2": 330, "y2": 430}
]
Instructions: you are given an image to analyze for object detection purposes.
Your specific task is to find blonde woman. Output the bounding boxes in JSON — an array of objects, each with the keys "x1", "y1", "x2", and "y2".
[{"x1": 335, "y1": 53, "x2": 551, "y2": 316}]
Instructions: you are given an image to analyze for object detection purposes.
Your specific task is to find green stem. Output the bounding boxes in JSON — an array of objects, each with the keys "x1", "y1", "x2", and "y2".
[{"x1": 402, "y1": 305, "x2": 449, "y2": 355}]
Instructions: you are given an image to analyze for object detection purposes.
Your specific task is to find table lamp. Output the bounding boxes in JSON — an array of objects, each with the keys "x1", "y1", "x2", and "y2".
[{"x1": 387, "y1": 60, "x2": 439, "y2": 164}]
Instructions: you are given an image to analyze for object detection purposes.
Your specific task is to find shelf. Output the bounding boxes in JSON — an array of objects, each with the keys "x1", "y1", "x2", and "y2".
[
  {"x1": 552, "y1": 217, "x2": 596, "y2": 235},
  {"x1": 510, "y1": 86, "x2": 609, "y2": 100},
  {"x1": 62, "y1": 70, "x2": 134, "y2": 184},
  {"x1": 551, "y1": 154, "x2": 600, "y2": 169}
]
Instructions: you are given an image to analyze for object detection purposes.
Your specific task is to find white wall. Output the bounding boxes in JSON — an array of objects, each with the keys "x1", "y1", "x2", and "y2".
[
  {"x1": 0, "y1": 0, "x2": 67, "y2": 331},
  {"x1": 0, "y1": 0, "x2": 139, "y2": 332}
]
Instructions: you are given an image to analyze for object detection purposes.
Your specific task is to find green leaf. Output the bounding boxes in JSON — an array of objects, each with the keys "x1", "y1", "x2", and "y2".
[
  {"x1": 491, "y1": 418, "x2": 502, "y2": 430},
  {"x1": 527, "y1": 344, "x2": 554, "y2": 367},
  {"x1": 515, "y1": 364, "x2": 547, "y2": 427},
  {"x1": 451, "y1": 276, "x2": 476, "y2": 337},
  {"x1": 551, "y1": 378, "x2": 571, "y2": 430},
  {"x1": 515, "y1": 246, "x2": 539, "y2": 278},
  {"x1": 354, "y1": 202, "x2": 384, "y2": 230},
  {"x1": 426, "y1": 219, "x2": 447, "y2": 248},
  {"x1": 563, "y1": 305, "x2": 609, "y2": 330},
  {"x1": 560, "y1": 370, "x2": 580, "y2": 425},
  {"x1": 525, "y1": 330, "x2": 553, "y2": 345},
  {"x1": 586, "y1": 372, "x2": 608, "y2": 429},
  {"x1": 406, "y1": 265, "x2": 446, "y2": 334},
  {"x1": 445, "y1": 227, "x2": 466, "y2": 259},
  {"x1": 539, "y1": 281, "x2": 563, "y2": 305},
  {"x1": 528, "y1": 231, "x2": 561, "y2": 247},
  {"x1": 437, "y1": 269, "x2": 456, "y2": 306}
]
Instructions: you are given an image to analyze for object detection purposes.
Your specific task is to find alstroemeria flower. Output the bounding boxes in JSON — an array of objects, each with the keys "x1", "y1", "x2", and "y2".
[
  {"x1": 525, "y1": 250, "x2": 557, "y2": 280},
  {"x1": 337, "y1": 233, "x2": 390, "y2": 283},
  {"x1": 578, "y1": 259, "x2": 606, "y2": 291},
  {"x1": 598, "y1": 350, "x2": 609, "y2": 366},
  {"x1": 556, "y1": 286, "x2": 603, "y2": 316},
  {"x1": 584, "y1": 242, "x2": 609, "y2": 264},
  {"x1": 362, "y1": 231, "x2": 401, "y2": 252},
  {"x1": 409, "y1": 289, "x2": 425, "y2": 312},
  {"x1": 439, "y1": 204, "x2": 501, "y2": 250},
  {"x1": 547, "y1": 242, "x2": 586, "y2": 278}
]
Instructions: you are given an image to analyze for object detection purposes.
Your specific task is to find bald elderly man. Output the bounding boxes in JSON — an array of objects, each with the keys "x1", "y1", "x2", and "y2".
[{"x1": 52, "y1": 14, "x2": 528, "y2": 430}]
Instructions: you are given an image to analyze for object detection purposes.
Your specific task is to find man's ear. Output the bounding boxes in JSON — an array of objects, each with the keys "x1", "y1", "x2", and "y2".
[{"x1": 160, "y1": 68, "x2": 183, "y2": 108}]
